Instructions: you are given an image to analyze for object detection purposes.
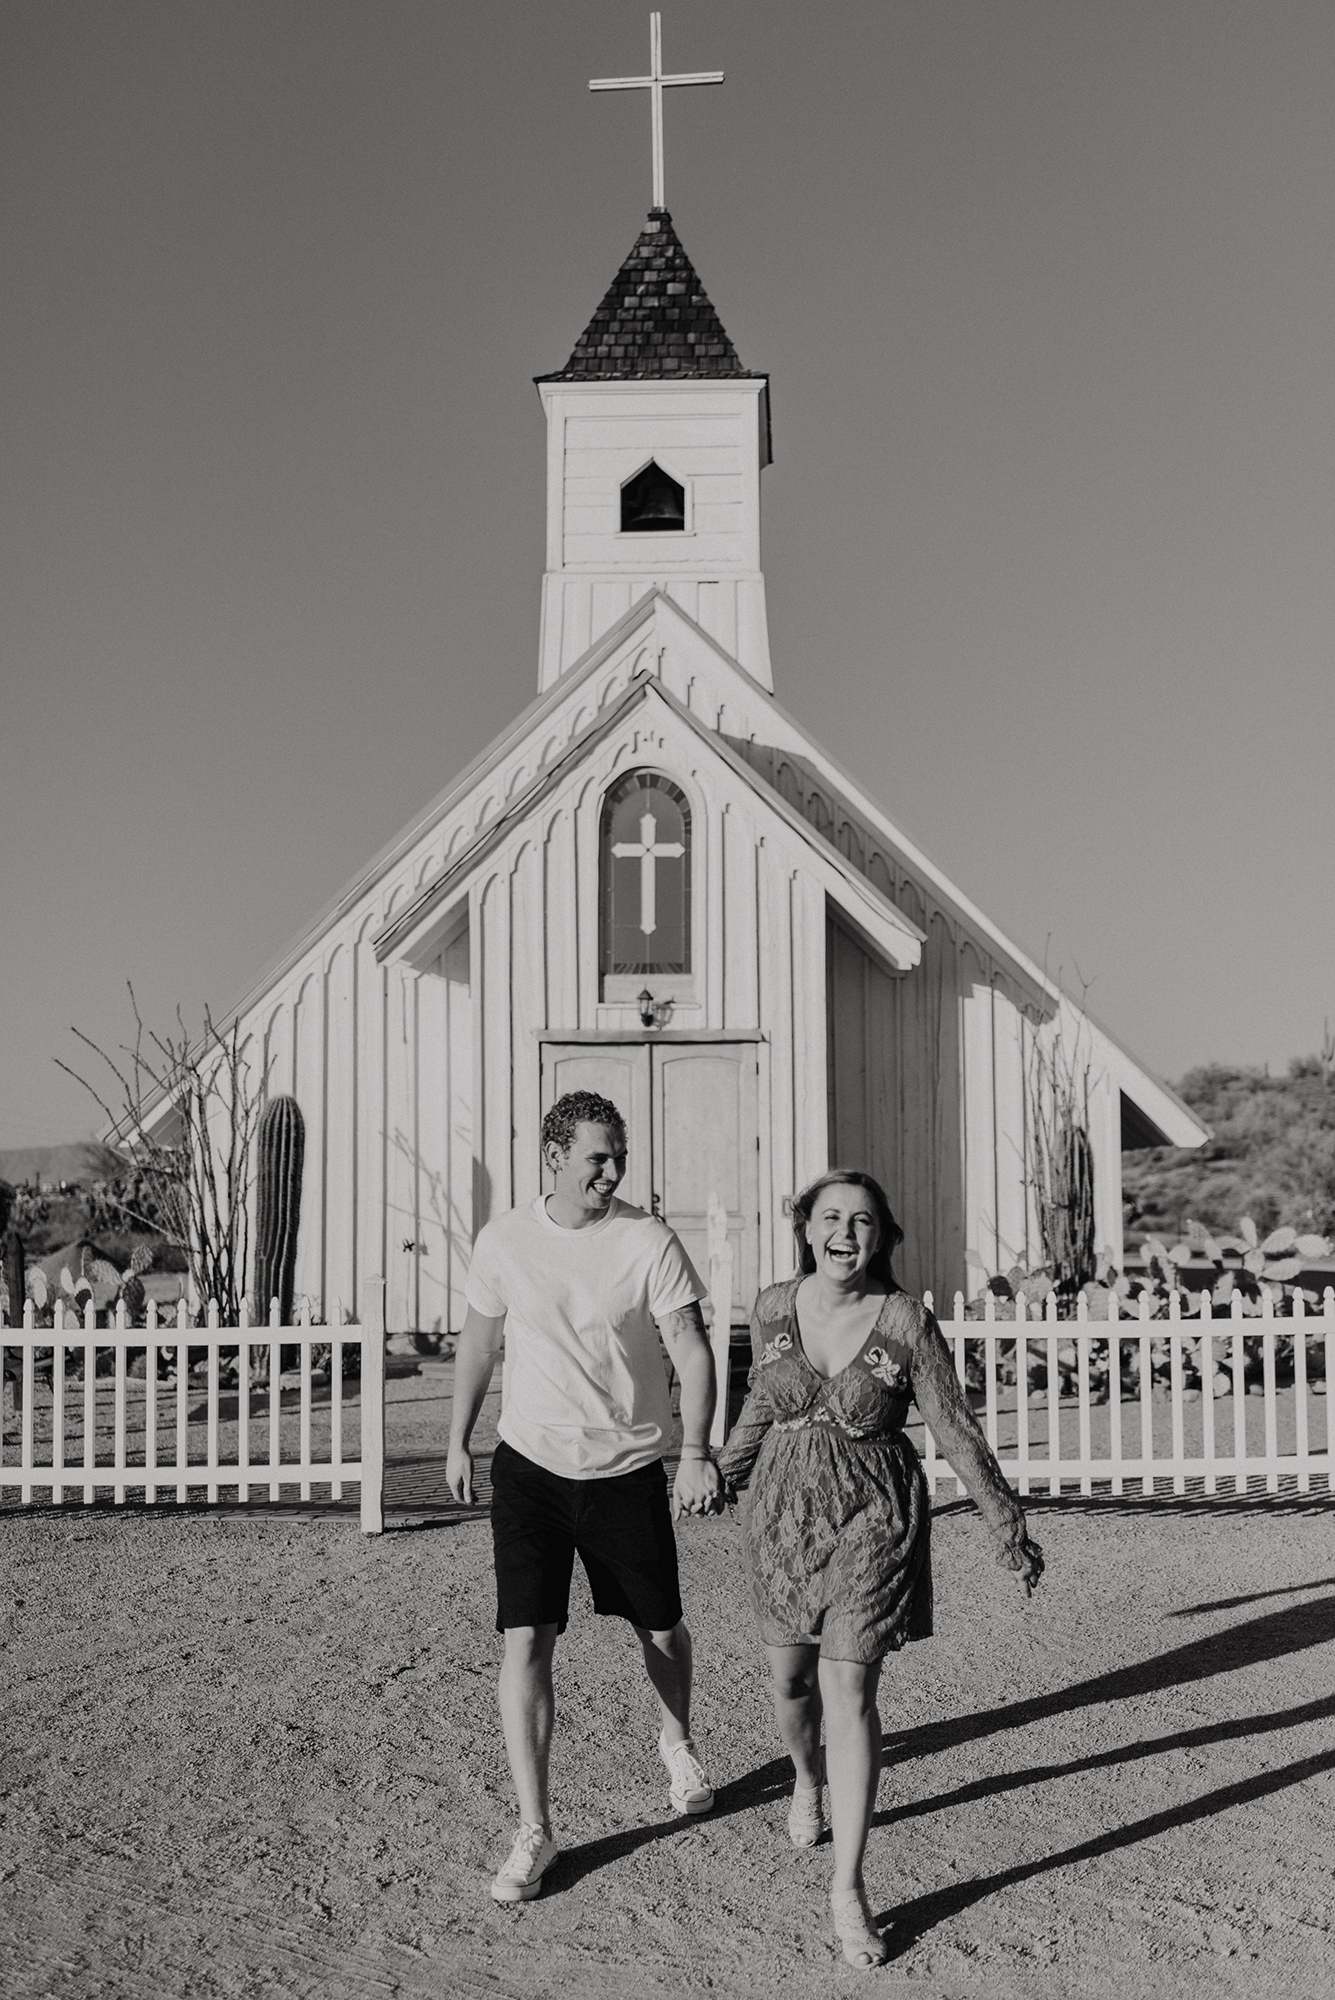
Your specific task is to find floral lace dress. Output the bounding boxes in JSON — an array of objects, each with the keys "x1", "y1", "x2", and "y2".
[{"x1": 716, "y1": 1278, "x2": 1033, "y2": 1663}]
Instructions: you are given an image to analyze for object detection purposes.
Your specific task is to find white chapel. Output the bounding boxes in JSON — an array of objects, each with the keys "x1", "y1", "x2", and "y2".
[{"x1": 213, "y1": 202, "x2": 1206, "y2": 1337}]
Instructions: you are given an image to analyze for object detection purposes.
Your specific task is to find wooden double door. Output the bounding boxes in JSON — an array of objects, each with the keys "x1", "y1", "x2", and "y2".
[{"x1": 539, "y1": 1040, "x2": 761, "y2": 1321}]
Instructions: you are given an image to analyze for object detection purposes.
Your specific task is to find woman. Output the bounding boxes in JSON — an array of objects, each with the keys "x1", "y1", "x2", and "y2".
[{"x1": 716, "y1": 1170, "x2": 1044, "y2": 1969}]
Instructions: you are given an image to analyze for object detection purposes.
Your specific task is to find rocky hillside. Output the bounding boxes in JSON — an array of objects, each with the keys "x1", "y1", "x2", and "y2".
[
  {"x1": 1123, "y1": 1056, "x2": 1335, "y2": 1242},
  {"x1": 0, "y1": 1142, "x2": 105, "y2": 1189}
]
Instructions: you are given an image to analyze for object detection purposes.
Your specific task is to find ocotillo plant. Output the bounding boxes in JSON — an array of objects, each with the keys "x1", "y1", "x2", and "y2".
[
  {"x1": 1027, "y1": 1008, "x2": 1098, "y2": 1296},
  {"x1": 253, "y1": 1096, "x2": 305, "y2": 1327}
]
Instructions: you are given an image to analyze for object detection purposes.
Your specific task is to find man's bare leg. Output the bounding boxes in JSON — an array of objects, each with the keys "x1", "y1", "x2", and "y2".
[
  {"x1": 633, "y1": 1618, "x2": 693, "y2": 1744},
  {"x1": 498, "y1": 1622, "x2": 558, "y2": 1832},
  {"x1": 636, "y1": 1619, "x2": 714, "y2": 1811}
]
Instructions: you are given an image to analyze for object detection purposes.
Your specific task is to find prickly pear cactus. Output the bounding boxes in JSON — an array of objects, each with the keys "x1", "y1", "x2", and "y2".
[
  {"x1": 119, "y1": 1277, "x2": 146, "y2": 1325},
  {"x1": 253, "y1": 1096, "x2": 305, "y2": 1325}
]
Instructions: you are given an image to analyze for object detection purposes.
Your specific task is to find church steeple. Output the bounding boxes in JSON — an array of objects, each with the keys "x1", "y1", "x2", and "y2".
[
  {"x1": 534, "y1": 212, "x2": 773, "y2": 694},
  {"x1": 538, "y1": 210, "x2": 759, "y2": 383}
]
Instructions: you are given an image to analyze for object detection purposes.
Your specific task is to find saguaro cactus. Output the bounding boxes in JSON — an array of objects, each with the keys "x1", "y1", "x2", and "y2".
[
  {"x1": 5, "y1": 1231, "x2": 26, "y2": 1329},
  {"x1": 253, "y1": 1096, "x2": 305, "y2": 1325},
  {"x1": 0, "y1": 1183, "x2": 23, "y2": 1327}
]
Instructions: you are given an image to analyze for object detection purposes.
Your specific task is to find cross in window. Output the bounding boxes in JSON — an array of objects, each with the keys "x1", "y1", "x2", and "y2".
[
  {"x1": 589, "y1": 12, "x2": 724, "y2": 213},
  {"x1": 612, "y1": 810, "x2": 685, "y2": 936}
]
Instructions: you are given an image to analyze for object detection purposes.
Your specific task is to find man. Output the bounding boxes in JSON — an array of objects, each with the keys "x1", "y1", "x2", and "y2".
[{"x1": 446, "y1": 1089, "x2": 726, "y2": 1904}]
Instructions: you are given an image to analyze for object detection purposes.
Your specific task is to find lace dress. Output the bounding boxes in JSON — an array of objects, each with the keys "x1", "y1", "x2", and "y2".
[{"x1": 716, "y1": 1279, "x2": 1034, "y2": 1663}]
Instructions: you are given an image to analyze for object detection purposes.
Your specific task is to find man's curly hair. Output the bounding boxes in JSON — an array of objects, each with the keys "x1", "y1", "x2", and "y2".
[{"x1": 541, "y1": 1090, "x2": 627, "y2": 1159}]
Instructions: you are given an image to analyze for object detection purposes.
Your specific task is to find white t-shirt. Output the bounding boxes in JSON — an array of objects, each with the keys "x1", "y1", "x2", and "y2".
[{"x1": 464, "y1": 1196, "x2": 706, "y2": 1479}]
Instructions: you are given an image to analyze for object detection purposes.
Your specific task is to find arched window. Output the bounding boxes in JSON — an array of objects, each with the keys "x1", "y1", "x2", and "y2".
[
  {"x1": 620, "y1": 461, "x2": 685, "y2": 533},
  {"x1": 600, "y1": 772, "x2": 691, "y2": 977}
]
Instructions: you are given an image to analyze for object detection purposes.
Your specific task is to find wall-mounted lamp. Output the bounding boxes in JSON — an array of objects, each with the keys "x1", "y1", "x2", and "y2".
[{"x1": 637, "y1": 987, "x2": 673, "y2": 1030}]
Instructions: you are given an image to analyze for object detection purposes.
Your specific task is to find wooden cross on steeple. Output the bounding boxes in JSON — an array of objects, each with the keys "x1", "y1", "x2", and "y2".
[{"x1": 589, "y1": 12, "x2": 724, "y2": 212}]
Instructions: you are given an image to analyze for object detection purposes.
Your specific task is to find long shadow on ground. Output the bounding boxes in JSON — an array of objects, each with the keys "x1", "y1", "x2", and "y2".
[
  {"x1": 880, "y1": 1590, "x2": 1335, "y2": 1766},
  {"x1": 1166, "y1": 1576, "x2": 1335, "y2": 1617},
  {"x1": 877, "y1": 1744, "x2": 1335, "y2": 1958},
  {"x1": 550, "y1": 1756, "x2": 796, "y2": 1893},
  {"x1": 554, "y1": 1593, "x2": 1335, "y2": 1907},
  {"x1": 871, "y1": 1591, "x2": 1335, "y2": 1956}
]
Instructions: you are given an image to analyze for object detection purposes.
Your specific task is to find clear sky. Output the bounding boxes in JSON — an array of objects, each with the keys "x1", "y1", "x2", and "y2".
[{"x1": 2, "y1": 0, "x2": 1333, "y2": 1149}]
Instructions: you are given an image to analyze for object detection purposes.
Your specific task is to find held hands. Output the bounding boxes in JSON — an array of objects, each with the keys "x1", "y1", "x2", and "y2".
[{"x1": 672, "y1": 1449, "x2": 726, "y2": 1520}]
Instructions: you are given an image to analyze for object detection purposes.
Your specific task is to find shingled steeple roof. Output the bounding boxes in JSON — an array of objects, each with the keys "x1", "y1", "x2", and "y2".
[{"x1": 538, "y1": 210, "x2": 760, "y2": 382}]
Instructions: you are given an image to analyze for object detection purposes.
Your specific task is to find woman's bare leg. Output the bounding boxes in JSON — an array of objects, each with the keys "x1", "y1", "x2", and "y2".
[
  {"x1": 764, "y1": 1642, "x2": 823, "y2": 1789},
  {"x1": 817, "y1": 1655, "x2": 883, "y2": 1894}
]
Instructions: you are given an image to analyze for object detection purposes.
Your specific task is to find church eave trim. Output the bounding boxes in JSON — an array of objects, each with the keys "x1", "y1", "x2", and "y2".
[
  {"x1": 635, "y1": 678, "x2": 925, "y2": 966},
  {"x1": 373, "y1": 665, "x2": 927, "y2": 977},
  {"x1": 666, "y1": 636, "x2": 1206, "y2": 1143},
  {"x1": 534, "y1": 366, "x2": 768, "y2": 384},
  {"x1": 194, "y1": 600, "x2": 671, "y2": 1046},
  {"x1": 371, "y1": 675, "x2": 659, "y2": 963}
]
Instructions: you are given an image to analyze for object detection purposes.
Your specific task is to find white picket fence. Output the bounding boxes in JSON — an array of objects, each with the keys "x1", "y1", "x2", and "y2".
[
  {"x1": 0, "y1": 1280, "x2": 386, "y2": 1531},
  {"x1": 919, "y1": 1285, "x2": 1335, "y2": 1498},
  {"x1": 7, "y1": 1268, "x2": 1332, "y2": 1525}
]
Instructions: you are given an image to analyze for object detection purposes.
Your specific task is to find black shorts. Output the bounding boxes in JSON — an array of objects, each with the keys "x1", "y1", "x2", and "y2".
[{"x1": 490, "y1": 1439, "x2": 684, "y2": 1636}]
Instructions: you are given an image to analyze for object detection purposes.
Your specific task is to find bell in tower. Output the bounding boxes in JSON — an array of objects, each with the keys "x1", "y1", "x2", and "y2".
[{"x1": 621, "y1": 460, "x2": 686, "y2": 533}]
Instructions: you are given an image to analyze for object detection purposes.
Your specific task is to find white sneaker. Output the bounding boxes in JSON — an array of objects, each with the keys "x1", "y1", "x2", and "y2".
[
  {"x1": 659, "y1": 1731, "x2": 715, "y2": 1815},
  {"x1": 490, "y1": 1822, "x2": 558, "y2": 1903}
]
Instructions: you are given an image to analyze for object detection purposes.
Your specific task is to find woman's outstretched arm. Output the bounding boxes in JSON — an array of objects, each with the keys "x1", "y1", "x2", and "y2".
[{"x1": 910, "y1": 1305, "x2": 1044, "y2": 1591}]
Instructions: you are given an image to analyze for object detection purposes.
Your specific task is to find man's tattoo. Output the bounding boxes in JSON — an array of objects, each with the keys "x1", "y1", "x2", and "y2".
[{"x1": 657, "y1": 1301, "x2": 708, "y2": 1345}]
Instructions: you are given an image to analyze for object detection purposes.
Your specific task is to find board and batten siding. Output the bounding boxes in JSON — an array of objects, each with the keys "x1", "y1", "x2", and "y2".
[
  {"x1": 763, "y1": 733, "x2": 1130, "y2": 1300},
  {"x1": 235, "y1": 706, "x2": 830, "y2": 1332},
  {"x1": 243, "y1": 913, "x2": 471, "y2": 1339},
  {"x1": 463, "y1": 720, "x2": 828, "y2": 1301},
  {"x1": 825, "y1": 906, "x2": 966, "y2": 1307}
]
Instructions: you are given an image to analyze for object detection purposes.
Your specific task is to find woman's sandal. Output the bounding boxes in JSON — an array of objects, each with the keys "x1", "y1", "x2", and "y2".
[
  {"x1": 787, "y1": 1781, "x2": 827, "y2": 1847},
  {"x1": 830, "y1": 1887, "x2": 889, "y2": 1969}
]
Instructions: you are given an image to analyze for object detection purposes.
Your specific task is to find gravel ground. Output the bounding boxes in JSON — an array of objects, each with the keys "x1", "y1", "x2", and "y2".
[{"x1": 1, "y1": 1359, "x2": 1333, "y2": 2000}]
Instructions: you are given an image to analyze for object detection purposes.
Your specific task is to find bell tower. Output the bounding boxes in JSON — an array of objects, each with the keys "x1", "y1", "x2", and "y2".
[{"x1": 535, "y1": 209, "x2": 773, "y2": 692}]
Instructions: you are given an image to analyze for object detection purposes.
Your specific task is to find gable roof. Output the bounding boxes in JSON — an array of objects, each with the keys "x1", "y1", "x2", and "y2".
[
  {"x1": 200, "y1": 606, "x2": 656, "y2": 1040},
  {"x1": 180, "y1": 585, "x2": 1204, "y2": 1153},
  {"x1": 373, "y1": 670, "x2": 926, "y2": 974},
  {"x1": 536, "y1": 210, "x2": 762, "y2": 382}
]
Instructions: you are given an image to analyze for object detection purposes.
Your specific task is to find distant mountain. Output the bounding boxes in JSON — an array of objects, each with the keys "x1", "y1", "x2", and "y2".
[
  {"x1": 0, "y1": 1143, "x2": 109, "y2": 1189},
  {"x1": 1124, "y1": 1058, "x2": 1335, "y2": 1242}
]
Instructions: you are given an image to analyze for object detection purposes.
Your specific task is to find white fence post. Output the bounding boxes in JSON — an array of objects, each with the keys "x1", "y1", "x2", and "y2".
[
  {"x1": 1325, "y1": 1289, "x2": 1335, "y2": 1470},
  {"x1": 236, "y1": 1297, "x2": 250, "y2": 1506},
  {"x1": 21, "y1": 1299, "x2": 36, "y2": 1506},
  {"x1": 82, "y1": 1297, "x2": 96, "y2": 1506},
  {"x1": 706, "y1": 1192, "x2": 734, "y2": 1449},
  {"x1": 1107, "y1": 1286, "x2": 1123, "y2": 1496},
  {"x1": 175, "y1": 1297, "x2": 189, "y2": 1506},
  {"x1": 145, "y1": 1298, "x2": 158, "y2": 1504},
  {"x1": 359, "y1": 1276, "x2": 386, "y2": 1534},
  {"x1": 52, "y1": 1300, "x2": 65, "y2": 1506},
  {"x1": 330, "y1": 1296, "x2": 344, "y2": 1503}
]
